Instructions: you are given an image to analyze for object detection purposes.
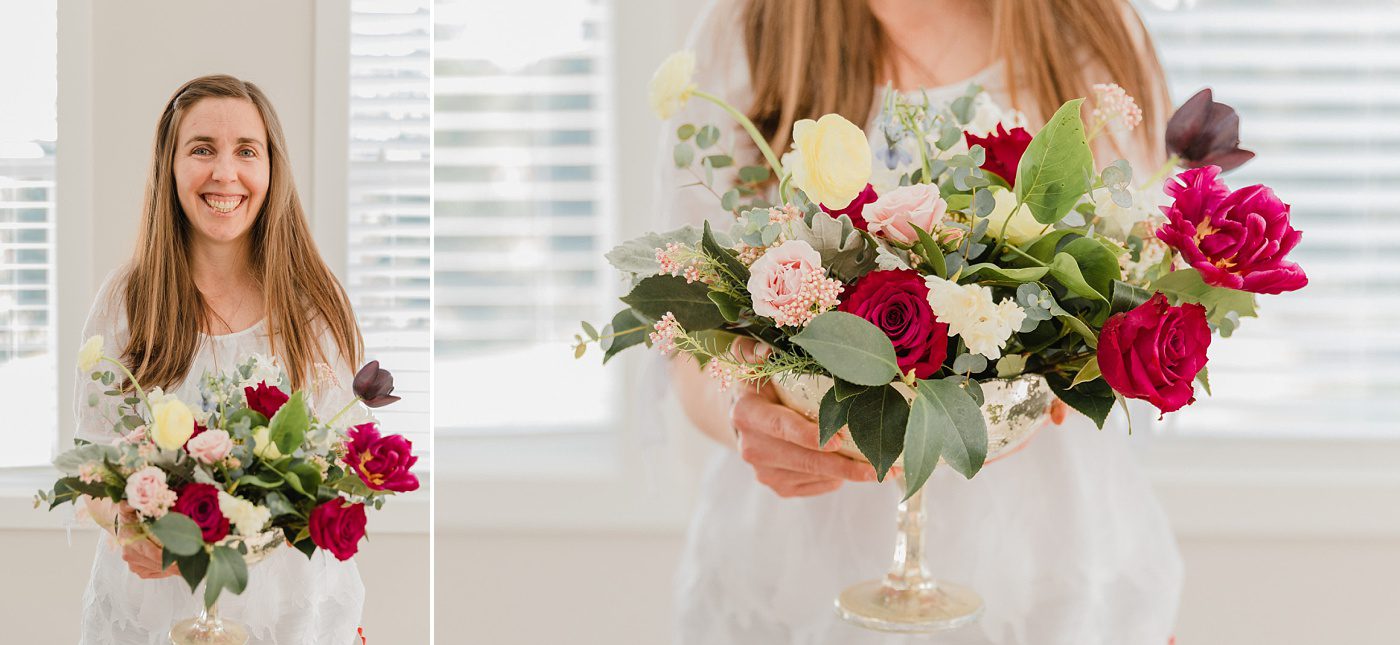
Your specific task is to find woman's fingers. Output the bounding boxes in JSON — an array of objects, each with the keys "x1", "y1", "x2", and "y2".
[
  {"x1": 738, "y1": 430, "x2": 876, "y2": 483},
  {"x1": 731, "y1": 389, "x2": 839, "y2": 452},
  {"x1": 122, "y1": 539, "x2": 179, "y2": 579},
  {"x1": 751, "y1": 468, "x2": 845, "y2": 498}
]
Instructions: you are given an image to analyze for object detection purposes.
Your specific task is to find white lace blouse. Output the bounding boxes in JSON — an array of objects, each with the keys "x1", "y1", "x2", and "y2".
[
  {"x1": 659, "y1": 1, "x2": 1181, "y2": 644},
  {"x1": 74, "y1": 270, "x2": 365, "y2": 645}
]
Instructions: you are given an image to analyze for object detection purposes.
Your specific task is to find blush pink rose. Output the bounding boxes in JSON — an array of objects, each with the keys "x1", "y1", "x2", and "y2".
[
  {"x1": 863, "y1": 184, "x2": 948, "y2": 245},
  {"x1": 123, "y1": 466, "x2": 177, "y2": 519},
  {"x1": 745, "y1": 239, "x2": 839, "y2": 327},
  {"x1": 185, "y1": 428, "x2": 233, "y2": 464}
]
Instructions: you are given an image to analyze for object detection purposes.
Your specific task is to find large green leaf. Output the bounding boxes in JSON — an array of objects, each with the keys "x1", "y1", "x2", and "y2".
[
  {"x1": 1046, "y1": 372, "x2": 1115, "y2": 429},
  {"x1": 1110, "y1": 280, "x2": 1152, "y2": 315},
  {"x1": 1025, "y1": 229, "x2": 1083, "y2": 265},
  {"x1": 1048, "y1": 252, "x2": 1108, "y2": 303},
  {"x1": 846, "y1": 385, "x2": 909, "y2": 480},
  {"x1": 702, "y1": 220, "x2": 750, "y2": 286},
  {"x1": 620, "y1": 275, "x2": 726, "y2": 331},
  {"x1": 151, "y1": 513, "x2": 205, "y2": 557},
  {"x1": 962, "y1": 263, "x2": 1049, "y2": 283},
  {"x1": 204, "y1": 545, "x2": 249, "y2": 608},
  {"x1": 602, "y1": 309, "x2": 650, "y2": 363},
  {"x1": 817, "y1": 387, "x2": 854, "y2": 446},
  {"x1": 175, "y1": 549, "x2": 210, "y2": 593},
  {"x1": 925, "y1": 377, "x2": 989, "y2": 481},
  {"x1": 910, "y1": 224, "x2": 947, "y2": 279},
  {"x1": 1060, "y1": 237, "x2": 1121, "y2": 300},
  {"x1": 268, "y1": 391, "x2": 308, "y2": 455},
  {"x1": 1150, "y1": 268, "x2": 1259, "y2": 328},
  {"x1": 790, "y1": 312, "x2": 901, "y2": 386},
  {"x1": 1014, "y1": 99, "x2": 1094, "y2": 225}
]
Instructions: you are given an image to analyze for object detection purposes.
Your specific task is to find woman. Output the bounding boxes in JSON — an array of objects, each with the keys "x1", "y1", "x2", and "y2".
[
  {"x1": 77, "y1": 75, "x2": 365, "y2": 644},
  {"x1": 660, "y1": 1, "x2": 1181, "y2": 643}
]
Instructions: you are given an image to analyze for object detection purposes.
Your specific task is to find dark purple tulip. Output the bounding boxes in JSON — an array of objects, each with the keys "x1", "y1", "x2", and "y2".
[
  {"x1": 1166, "y1": 88, "x2": 1255, "y2": 172},
  {"x1": 352, "y1": 360, "x2": 401, "y2": 408}
]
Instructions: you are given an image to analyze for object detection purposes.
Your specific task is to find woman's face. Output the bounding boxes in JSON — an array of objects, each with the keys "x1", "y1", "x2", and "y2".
[{"x1": 172, "y1": 97, "x2": 270, "y2": 246}]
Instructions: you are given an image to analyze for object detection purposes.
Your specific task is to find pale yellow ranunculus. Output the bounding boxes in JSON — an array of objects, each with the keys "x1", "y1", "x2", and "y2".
[
  {"x1": 648, "y1": 51, "x2": 696, "y2": 120},
  {"x1": 789, "y1": 114, "x2": 872, "y2": 210},
  {"x1": 78, "y1": 336, "x2": 104, "y2": 372},
  {"x1": 150, "y1": 399, "x2": 195, "y2": 451},
  {"x1": 985, "y1": 188, "x2": 1044, "y2": 246},
  {"x1": 251, "y1": 425, "x2": 283, "y2": 460}
]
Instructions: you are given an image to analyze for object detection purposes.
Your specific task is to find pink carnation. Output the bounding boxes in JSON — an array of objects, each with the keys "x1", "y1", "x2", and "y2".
[
  {"x1": 124, "y1": 466, "x2": 177, "y2": 519},
  {"x1": 745, "y1": 240, "x2": 843, "y2": 327},
  {"x1": 185, "y1": 428, "x2": 233, "y2": 464},
  {"x1": 863, "y1": 184, "x2": 948, "y2": 245}
]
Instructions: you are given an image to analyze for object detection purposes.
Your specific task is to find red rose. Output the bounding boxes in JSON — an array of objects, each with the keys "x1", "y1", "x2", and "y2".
[
  {"x1": 965, "y1": 124, "x2": 1032, "y2": 187},
  {"x1": 820, "y1": 183, "x2": 878, "y2": 231},
  {"x1": 1097, "y1": 293, "x2": 1211, "y2": 414},
  {"x1": 172, "y1": 483, "x2": 229, "y2": 543},
  {"x1": 309, "y1": 499, "x2": 367, "y2": 561},
  {"x1": 344, "y1": 423, "x2": 420, "y2": 493},
  {"x1": 838, "y1": 269, "x2": 949, "y2": 379},
  {"x1": 1156, "y1": 165, "x2": 1307, "y2": 295},
  {"x1": 244, "y1": 382, "x2": 289, "y2": 418}
]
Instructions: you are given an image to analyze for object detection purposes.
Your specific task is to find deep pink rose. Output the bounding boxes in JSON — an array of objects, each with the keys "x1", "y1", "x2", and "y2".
[
  {"x1": 309, "y1": 499, "x2": 367, "y2": 561},
  {"x1": 243, "y1": 382, "x2": 289, "y2": 419},
  {"x1": 820, "y1": 183, "x2": 878, "y2": 231},
  {"x1": 344, "y1": 423, "x2": 420, "y2": 493},
  {"x1": 172, "y1": 483, "x2": 230, "y2": 543},
  {"x1": 1156, "y1": 165, "x2": 1307, "y2": 295},
  {"x1": 965, "y1": 124, "x2": 1032, "y2": 187},
  {"x1": 838, "y1": 269, "x2": 949, "y2": 379},
  {"x1": 1097, "y1": 293, "x2": 1210, "y2": 414}
]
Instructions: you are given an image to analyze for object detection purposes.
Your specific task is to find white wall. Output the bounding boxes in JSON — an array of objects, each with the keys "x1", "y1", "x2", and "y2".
[{"x1": 5, "y1": 2, "x2": 429, "y2": 642}]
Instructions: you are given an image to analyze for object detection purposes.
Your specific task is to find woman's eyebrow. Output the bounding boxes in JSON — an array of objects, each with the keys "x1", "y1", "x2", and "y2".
[{"x1": 183, "y1": 135, "x2": 266, "y2": 147}]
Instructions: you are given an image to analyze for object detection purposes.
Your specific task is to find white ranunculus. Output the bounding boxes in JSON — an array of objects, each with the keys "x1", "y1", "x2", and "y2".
[
  {"x1": 984, "y1": 188, "x2": 1044, "y2": 246},
  {"x1": 648, "y1": 51, "x2": 697, "y2": 120},
  {"x1": 250, "y1": 425, "x2": 283, "y2": 460},
  {"x1": 78, "y1": 336, "x2": 104, "y2": 372},
  {"x1": 218, "y1": 492, "x2": 271, "y2": 537},
  {"x1": 149, "y1": 398, "x2": 195, "y2": 451},
  {"x1": 924, "y1": 276, "x2": 1027, "y2": 360},
  {"x1": 789, "y1": 113, "x2": 873, "y2": 209}
]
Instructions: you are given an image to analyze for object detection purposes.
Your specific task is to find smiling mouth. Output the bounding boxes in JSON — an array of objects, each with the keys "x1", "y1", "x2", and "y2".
[{"x1": 203, "y1": 194, "x2": 245, "y2": 214}]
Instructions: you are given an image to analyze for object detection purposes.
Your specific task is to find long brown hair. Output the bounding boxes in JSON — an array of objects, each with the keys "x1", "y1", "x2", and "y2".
[
  {"x1": 123, "y1": 74, "x2": 363, "y2": 392},
  {"x1": 742, "y1": 0, "x2": 1168, "y2": 161}
]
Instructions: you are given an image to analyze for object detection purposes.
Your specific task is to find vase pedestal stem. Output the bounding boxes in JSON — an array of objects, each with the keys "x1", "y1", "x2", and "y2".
[{"x1": 169, "y1": 602, "x2": 249, "y2": 645}]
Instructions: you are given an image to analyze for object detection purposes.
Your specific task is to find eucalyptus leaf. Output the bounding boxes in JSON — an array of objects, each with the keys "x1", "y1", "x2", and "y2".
[
  {"x1": 790, "y1": 312, "x2": 901, "y2": 387},
  {"x1": 705, "y1": 154, "x2": 734, "y2": 169},
  {"x1": 673, "y1": 142, "x2": 694, "y2": 167},
  {"x1": 677, "y1": 123, "x2": 696, "y2": 140},
  {"x1": 696, "y1": 125, "x2": 720, "y2": 149},
  {"x1": 738, "y1": 165, "x2": 770, "y2": 183},
  {"x1": 973, "y1": 189, "x2": 996, "y2": 217},
  {"x1": 996, "y1": 354, "x2": 1027, "y2": 378}
]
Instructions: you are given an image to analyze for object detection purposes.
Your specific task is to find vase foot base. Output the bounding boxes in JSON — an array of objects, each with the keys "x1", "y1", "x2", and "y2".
[
  {"x1": 835, "y1": 579, "x2": 983, "y2": 633},
  {"x1": 169, "y1": 618, "x2": 249, "y2": 645}
]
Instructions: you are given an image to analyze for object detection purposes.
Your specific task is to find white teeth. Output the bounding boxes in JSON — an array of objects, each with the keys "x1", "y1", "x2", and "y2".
[{"x1": 203, "y1": 195, "x2": 242, "y2": 213}]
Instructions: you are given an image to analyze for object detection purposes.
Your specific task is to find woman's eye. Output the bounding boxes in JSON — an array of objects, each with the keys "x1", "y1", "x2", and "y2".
[
  {"x1": 238, "y1": 148, "x2": 257, "y2": 158},
  {"x1": 193, "y1": 147, "x2": 212, "y2": 156}
]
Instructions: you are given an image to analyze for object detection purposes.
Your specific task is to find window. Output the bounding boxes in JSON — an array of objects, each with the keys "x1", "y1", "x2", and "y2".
[
  {"x1": 0, "y1": 0, "x2": 57, "y2": 468},
  {"x1": 433, "y1": 0, "x2": 617, "y2": 435},
  {"x1": 348, "y1": 0, "x2": 432, "y2": 449},
  {"x1": 1138, "y1": 0, "x2": 1400, "y2": 437}
]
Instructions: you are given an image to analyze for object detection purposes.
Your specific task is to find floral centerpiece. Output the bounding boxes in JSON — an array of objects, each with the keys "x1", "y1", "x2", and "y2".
[
  {"x1": 577, "y1": 52, "x2": 1306, "y2": 499},
  {"x1": 38, "y1": 341, "x2": 418, "y2": 642}
]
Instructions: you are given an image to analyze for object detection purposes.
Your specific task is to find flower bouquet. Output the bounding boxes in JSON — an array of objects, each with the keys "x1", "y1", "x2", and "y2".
[
  {"x1": 575, "y1": 51, "x2": 1306, "y2": 631},
  {"x1": 38, "y1": 339, "x2": 418, "y2": 645}
]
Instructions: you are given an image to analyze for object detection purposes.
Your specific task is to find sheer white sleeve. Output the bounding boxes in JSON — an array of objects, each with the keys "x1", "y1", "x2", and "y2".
[
  {"x1": 654, "y1": 0, "x2": 758, "y2": 231},
  {"x1": 72, "y1": 269, "x2": 133, "y2": 446}
]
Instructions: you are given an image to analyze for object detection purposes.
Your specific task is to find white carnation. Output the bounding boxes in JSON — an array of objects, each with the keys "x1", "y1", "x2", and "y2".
[
  {"x1": 925, "y1": 276, "x2": 1027, "y2": 360},
  {"x1": 218, "y1": 491, "x2": 271, "y2": 537}
]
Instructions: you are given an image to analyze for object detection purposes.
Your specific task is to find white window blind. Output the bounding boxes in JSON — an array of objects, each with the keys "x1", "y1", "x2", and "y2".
[
  {"x1": 1138, "y1": 0, "x2": 1399, "y2": 437},
  {"x1": 433, "y1": 0, "x2": 616, "y2": 434},
  {"x1": 348, "y1": 0, "x2": 432, "y2": 449},
  {"x1": 0, "y1": 0, "x2": 57, "y2": 468}
]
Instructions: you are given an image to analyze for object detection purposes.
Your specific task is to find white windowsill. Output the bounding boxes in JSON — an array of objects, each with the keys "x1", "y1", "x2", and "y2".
[{"x1": 436, "y1": 431, "x2": 1400, "y2": 539}]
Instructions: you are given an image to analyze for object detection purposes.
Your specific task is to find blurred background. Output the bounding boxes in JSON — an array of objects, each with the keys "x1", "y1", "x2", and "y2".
[
  {"x1": 0, "y1": 1, "x2": 430, "y2": 641},
  {"x1": 434, "y1": 0, "x2": 1400, "y2": 643}
]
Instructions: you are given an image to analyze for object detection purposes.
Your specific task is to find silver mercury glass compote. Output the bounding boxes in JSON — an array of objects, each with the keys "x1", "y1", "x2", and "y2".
[
  {"x1": 168, "y1": 530, "x2": 286, "y2": 645},
  {"x1": 774, "y1": 373, "x2": 1053, "y2": 632}
]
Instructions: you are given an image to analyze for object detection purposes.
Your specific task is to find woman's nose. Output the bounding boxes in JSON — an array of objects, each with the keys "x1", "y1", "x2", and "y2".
[{"x1": 211, "y1": 153, "x2": 239, "y2": 182}]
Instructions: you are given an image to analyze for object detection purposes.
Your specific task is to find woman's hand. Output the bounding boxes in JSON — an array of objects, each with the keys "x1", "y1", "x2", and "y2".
[
  {"x1": 115, "y1": 503, "x2": 180, "y2": 580},
  {"x1": 729, "y1": 338, "x2": 878, "y2": 498}
]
